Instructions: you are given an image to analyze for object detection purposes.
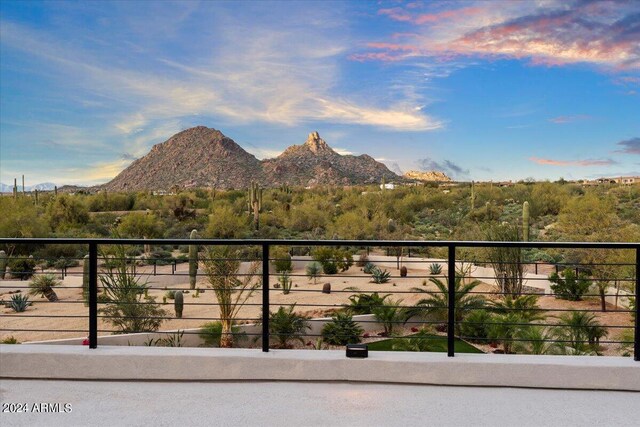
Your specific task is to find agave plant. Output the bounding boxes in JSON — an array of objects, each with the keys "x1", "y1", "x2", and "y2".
[
  {"x1": 29, "y1": 274, "x2": 60, "y2": 302},
  {"x1": 10, "y1": 294, "x2": 30, "y2": 312},
  {"x1": 406, "y1": 275, "x2": 486, "y2": 335},
  {"x1": 429, "y1": 263, "x2": 443, "y2": 275},
  {"x1": 371, "y1": 267, "x2": 391, "y2": 284},
  {"x1": 363, "y1": 262, "x2": 377, "y2": 274}
]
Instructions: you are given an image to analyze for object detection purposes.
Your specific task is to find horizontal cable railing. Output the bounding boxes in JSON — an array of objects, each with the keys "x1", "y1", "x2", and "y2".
[{"x1": 0, "y1": 238, "x2": 637, "y2": 360}]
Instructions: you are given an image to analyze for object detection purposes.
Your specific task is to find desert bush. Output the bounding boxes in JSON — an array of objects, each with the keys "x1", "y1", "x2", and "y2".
[
  {"x1": 549, "y1": 269, "x2": 591, "y2": 301},
  {"x1": 356, "y1": 251, "x2": 369, "y2": 267},
  {"x1": 8, "y1": 257, "x2": 36, "y2": 280},
  {"x1": 271, "y1": 247, "x2": 293, "y2": 273},
  {"x1": 305, "y1": 261, "x2": 322, "y2": 285},
  {"x1": 321, "y1": 312, "x2": 363, "y2": 345},
  {"x1": 313, "y1": 247, "x2": 353, "y2": 275}
]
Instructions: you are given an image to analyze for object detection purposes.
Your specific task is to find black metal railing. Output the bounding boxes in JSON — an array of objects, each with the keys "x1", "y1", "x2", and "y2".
[{"x1": 0, "y1": 238, "x2": 637, "y2": 361}]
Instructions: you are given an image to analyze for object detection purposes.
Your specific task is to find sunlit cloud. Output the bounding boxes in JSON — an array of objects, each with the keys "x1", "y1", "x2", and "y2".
[
  {"x1": 529, "y1": 157, "x2": 617, "y2": 167},
  {"x1": 356, "y1": 1, "x2": 640, "y2": 70}
]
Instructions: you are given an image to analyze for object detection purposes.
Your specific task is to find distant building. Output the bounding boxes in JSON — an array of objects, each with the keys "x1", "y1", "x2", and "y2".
[
  {"x1": 380, "y1": 183, "x2": 395, "y2": 190},
  {"x1": 614, "y1": 176, "x2": 638, "y2": 185}
]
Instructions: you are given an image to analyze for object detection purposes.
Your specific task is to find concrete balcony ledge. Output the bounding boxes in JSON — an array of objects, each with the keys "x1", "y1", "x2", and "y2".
[{"x1": 1, "y1": 344, "x2": 638, "y2": 391}]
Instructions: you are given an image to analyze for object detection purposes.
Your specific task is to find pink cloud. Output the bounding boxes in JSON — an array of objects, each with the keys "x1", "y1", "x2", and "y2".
[
  {"x1": 357, "y1": 2, "x2": 640, "y2": 71},
  {"x1": 529, "y1": 157, "x2": 617, "y2": 167}
]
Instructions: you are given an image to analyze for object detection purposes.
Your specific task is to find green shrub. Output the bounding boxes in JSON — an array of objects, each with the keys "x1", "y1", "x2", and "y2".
[
  {"x1": 10, "y1": 294, "x2": 30, "y2": 312},
  {"x1": 8, "y1": 257, "x2": 36, "y2": 280},
  {"x1": 321, "y1": 312, "x2": 363, "y2": 345},
  {"x1": 1, "y1": 336, "x2": 19, "y2": 344},
  {"x1": 549, "y1": 269, "x2": 591, "y2": 301},
  {"x1": 272, "y1": 247, "x2": 293, "y2": 273},
  {"x1": 199, "y1": 321, "x2": 243, "y2": 347},
  {"x1": 459, "y1": 309, "x2": 493, "y2": 342},
  {"x1": 313, "y1": 247, "x2": 353, "y2": 275}
]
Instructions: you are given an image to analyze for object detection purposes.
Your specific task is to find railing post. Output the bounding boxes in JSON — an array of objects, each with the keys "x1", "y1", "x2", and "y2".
[
  {"x1": 89, "y1": 242, "x2": 98, "y2": 349},
  {"x1": 447, "y1": 244, "x2": 456, "y2": 357},
  {"x1": 262, "y1": 243, "x2": 270, "y2": 352},
  {"x1": 634, "y1": 247, "x2": 639, "y2": 362}
]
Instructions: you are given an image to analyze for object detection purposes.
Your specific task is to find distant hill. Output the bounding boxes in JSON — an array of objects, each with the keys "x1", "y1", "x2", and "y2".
[
  {"x1": 102, "y1": 127, "x2": 398, "y2": 190},
  {"x1": 403, "y1": 170, "x2": 451, "y2": 182}
]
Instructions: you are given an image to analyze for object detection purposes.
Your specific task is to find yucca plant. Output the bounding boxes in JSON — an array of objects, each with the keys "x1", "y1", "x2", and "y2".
[
  {"x1": 429, "y1": 263, "x2": 442, "y2": 275},
  {"x1": 267, "y1": 304, "x2": 310, "y2": 348},
  {"x1": 321, "y1": 312, "x2": 363, "y2": 345},
  {"x1": 371, "y1": 267, "x2": 391, "y2": 284},
  {"x1": 202, "y1": 245, "x2": 261, "y2": 348},
  {"x1": 10, "y1": 294, "x2": 30, "y2": 312},
  {"x1": 28, "y1": 274, "x2": 60, "y2": 302},
  {"x1": 305, "y1": 261, "x2": 322, "y2": 286}
]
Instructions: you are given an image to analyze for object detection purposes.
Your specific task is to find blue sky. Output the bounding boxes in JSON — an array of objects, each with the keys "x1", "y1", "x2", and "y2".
[{"x1": 1, "y1": 0, "x2": 639, "y2": 186}]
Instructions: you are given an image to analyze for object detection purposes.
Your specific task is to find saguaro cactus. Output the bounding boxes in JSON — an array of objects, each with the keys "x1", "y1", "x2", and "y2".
[
  {"x1": 174, "y1": 291, "x2": 184, "y2": 318},
  {"x1": 248, "y1": 182, "x2": 262, "y2": 230},
  {"x1": 0, "y1": 250, "x2": 7, "y2": 279},
  {"x1": 522, "y1": 201, "x2": 530, "y2": 242},
  {"x1": 13, "y1": 178, "x2": 17, "y2": 199},
  {"x1": 189, "y1": 229, "x2": 198, "y2": 290}
]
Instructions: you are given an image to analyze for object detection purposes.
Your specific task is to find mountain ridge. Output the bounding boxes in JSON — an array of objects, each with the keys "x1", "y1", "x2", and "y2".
[{"x1": 102, "y1": 127, "x2": 399, "y2": 191}]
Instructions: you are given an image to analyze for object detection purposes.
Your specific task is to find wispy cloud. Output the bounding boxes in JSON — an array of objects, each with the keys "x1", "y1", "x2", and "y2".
[
  {"x1": 356, "y1": 1, "x2": 640, "y2": 70},
  {"x1": 529, "y1": 157, "x2": 617, "y2": 167},
  {"x1": 615, "y1": 137, "x2": 640, "y2": 155},
  {"x1": 548, "y1": 114, "x2": 592, "y2": 124},
  {"x1": 0, "y1": 10, "x2": 441, "y2": 133}
]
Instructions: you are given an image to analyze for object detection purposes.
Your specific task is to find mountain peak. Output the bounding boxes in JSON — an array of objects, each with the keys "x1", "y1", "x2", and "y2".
[{"x1": 304, "y1": 131, "x2": 331, "y2": 154}]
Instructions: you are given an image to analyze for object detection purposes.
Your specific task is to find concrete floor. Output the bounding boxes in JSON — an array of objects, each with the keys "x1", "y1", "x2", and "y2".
[{"x1": 1, "y1": 380, "x2": 638, "y2": 427}]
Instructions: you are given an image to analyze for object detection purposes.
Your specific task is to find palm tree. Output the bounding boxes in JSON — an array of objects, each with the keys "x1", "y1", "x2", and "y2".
[
  {"x1": 267, "y1": 304, "x2": 310, "y2": 349},
  {"x1": 372, "y1": 298, "x2": 404, "y2": 336},
  {"x1": 29, "y1": 274, "x2": 60, "y2": 302},
  {"x1": 513, "y1": 326, "x2": 561, "y2": 355},
  {"x1": 553, "y1": 311, "x2": 608, "y2": 355},
  {"x1": 407, "y1": 276, "x2": 486, "y2": 335},
  {"x1": 488, "y1": 295, "x2": 546, "y2": 354},
  {"x1": 202, "y1": 245, "x2": 261, "y2": 348}
]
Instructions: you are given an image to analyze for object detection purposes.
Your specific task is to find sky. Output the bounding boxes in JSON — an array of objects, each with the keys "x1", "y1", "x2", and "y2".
[{"x1": 0, "y1": 0, "x2": 639, "y2": 186}]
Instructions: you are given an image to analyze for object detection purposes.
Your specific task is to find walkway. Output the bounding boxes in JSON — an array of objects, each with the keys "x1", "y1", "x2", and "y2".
[{"x1": 1, "y1": 379, "x2": 638, "y2": 427}]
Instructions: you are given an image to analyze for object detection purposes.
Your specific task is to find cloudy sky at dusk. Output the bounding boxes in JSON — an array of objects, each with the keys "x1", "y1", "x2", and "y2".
[{"x1": 1, "y1": 0, "x2": 639, "y2": 186}]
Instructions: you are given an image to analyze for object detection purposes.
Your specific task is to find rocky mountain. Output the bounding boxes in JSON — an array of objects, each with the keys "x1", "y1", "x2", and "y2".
[
  {"x1": 104, "y1": 126, "x2": 264, "y2": 191},
  {"x1": 102, "y1": 127, "x2": 398, "y2": 190},
  {"x1": 262, "y1": 131, "x2": 395, "y2": 187},
  {"x1": 404, "y1": 170, "x2": 451, "y2": 182}
]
